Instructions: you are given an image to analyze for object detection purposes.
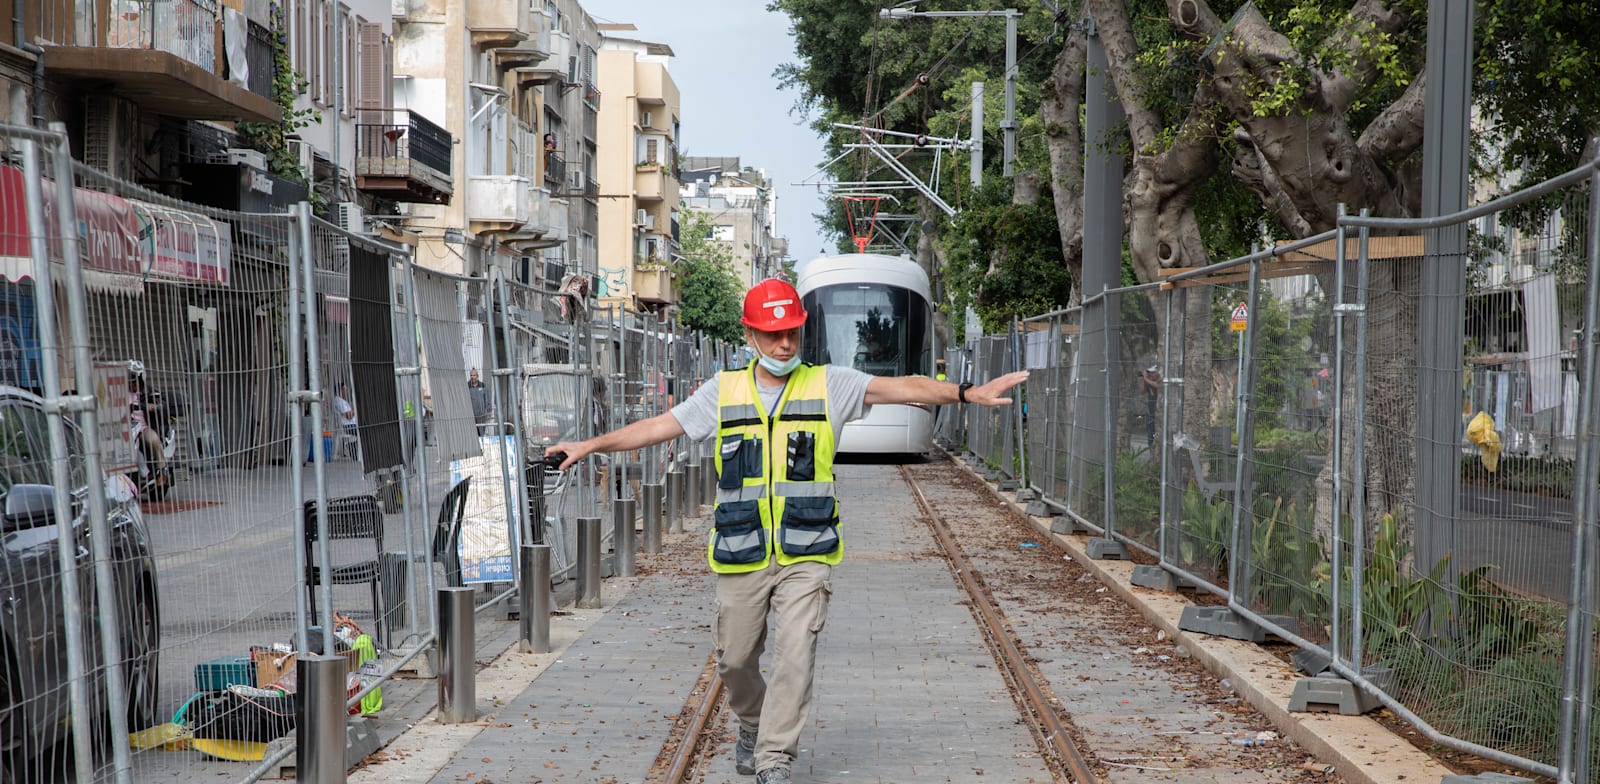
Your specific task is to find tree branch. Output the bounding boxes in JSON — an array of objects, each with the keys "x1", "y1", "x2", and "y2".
[
  {"x1": 1041, "y1": 16, "x2": 1089, "y2": 300},
  {"x1": 1322, "y1": 0, "x2": 1407, "y2": 112},
  {"x1": 1230, "y1": 128, "x2": 1314, "y2": 237},
  {"x1": 1357, "y1": 72, "x2": 1426, "y2": 166},
  {"x1": 1085, "y1": 0, "x2": 1161, "y2": 151}
]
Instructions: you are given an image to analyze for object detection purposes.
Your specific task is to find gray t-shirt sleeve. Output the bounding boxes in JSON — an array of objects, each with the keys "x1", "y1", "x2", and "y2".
[
  {"x1": 669, "y1": 374, "x2": 721, "y2": 442},
  {"x1": 826, "y1": 365, "x2": 874, "y2": 426}
]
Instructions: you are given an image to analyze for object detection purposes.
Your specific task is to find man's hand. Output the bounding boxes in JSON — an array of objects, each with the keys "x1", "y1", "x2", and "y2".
[
  {"x1": 545, "y1": 441, "x2": 589, "y2": 471},
  {"x1": 966, "y1": 370, "x2": 1030, "y2": 407}
]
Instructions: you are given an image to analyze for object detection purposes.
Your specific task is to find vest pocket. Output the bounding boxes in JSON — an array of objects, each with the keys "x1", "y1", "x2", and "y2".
[
  {"x1": 785, "y1": 431, "x2": 816, "y2": 482},
  {"x1": 779, "y1": 495, "x2": 840, "y2": 556},
  {"x1": 718, "y1": 435, "x2": 762, "y2": 490},
  {"x1": 712, "y1": 500, "x2": 767, "y2": 564}
]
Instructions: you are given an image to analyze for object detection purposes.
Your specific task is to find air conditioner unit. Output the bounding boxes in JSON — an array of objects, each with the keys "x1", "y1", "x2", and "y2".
[
  {"x1": 287, "y1": 139, "x2": 314, "y2": 179},
  {"x1": 224, "y1": 148, "x2": 268, "y2": 171},
  {"x1": 636, "y1": 208, "x2": 648, "y2": 228},
  {"x1": 641, "y1": 111, "x2": 653, "y2": 128},
  {"x1": 568, "y1": 169, "x2": 584, "y2": 192},
  {"x1": 338, "y1": 201, "x2": 364, "y2": 234},
  {"x1": 643, "y1": 213, "x2": 655, "y2": 230}
]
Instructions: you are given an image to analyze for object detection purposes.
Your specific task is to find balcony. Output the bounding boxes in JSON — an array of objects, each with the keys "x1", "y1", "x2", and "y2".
[
  {"x1": 515, "y1": 30, "x2": 572, "y2": 86},
  {"x1": 38, "y1": 0, "x2": 280, "y2": 122},
  {"x1": 504, "y1": 188, "x2": 559, "y2": 250},
  {"x1": 546, "y1": 198, "x2": 570, "y2": 245},
  {"x1": 635, "y1": 164, "x2": 667, "y2": 201},
  {"x1": 544, "y1": 152, "x2": 567, "y2": 190},
  {"x1": 244, "y1": 20, "x2": 274, "y2": 101},
  {"x1": 468, "y1": 175, "x2": 533, "y2": 233},
  {"x1": 467, "y1": 0, "x2": 530, "y2": 48},
  {"x1": 355, "y1": 110, "x2": 453, "y2": 204},
  {"x1": 632, "y1": 267, "x2": 675, "y2": 305},
  {"x1": 497, "y1": 11, "x2": 552, "y2": 67}
]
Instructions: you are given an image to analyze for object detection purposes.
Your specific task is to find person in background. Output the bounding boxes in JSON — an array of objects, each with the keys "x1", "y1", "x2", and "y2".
[
  {"x1": 468, "y1": 369, "x2": 493, "y2": 430},
  {"x1": 549, "y1": 278, "x2": 1027, "y2": 784},
  {"x1": 1142, "y1": 365, "x2": 1161, "y2": 447},
  {"x1": 332, "y1": 382, "x2": 358, "y2": 436}
]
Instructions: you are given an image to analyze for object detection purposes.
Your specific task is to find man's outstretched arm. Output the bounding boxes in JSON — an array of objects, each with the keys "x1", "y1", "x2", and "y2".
[
  {"x1": 549, "y1": 412, "x2": 687, "y2": 470},
  {"x1": 864, "y1": 370, "x2": 1029, "y2": 407}
]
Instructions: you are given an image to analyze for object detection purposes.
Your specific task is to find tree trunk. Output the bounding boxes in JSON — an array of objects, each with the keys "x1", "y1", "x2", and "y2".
[{"x1": 1040, "y1": 21, "x2": 1087, "y2": 305}]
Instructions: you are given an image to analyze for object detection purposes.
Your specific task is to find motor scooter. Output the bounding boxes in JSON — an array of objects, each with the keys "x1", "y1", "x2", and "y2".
[{"x1": 129, "y1": 363, "x2": 178, "y2": 501}]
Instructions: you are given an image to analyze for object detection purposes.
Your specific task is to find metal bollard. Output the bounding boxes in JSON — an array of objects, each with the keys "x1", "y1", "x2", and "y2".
[
  {"x1": 666, "y1": 470, "x2": 685, "y2": 533},
  {"x1": 295, "y1": 654, "x2": 347, "y2": 783},
  {"x1": 576, "y1": 516, "x2": 602, "y2": 609},
  {"x1": 642, "y1": 483, "x2": 664, "y2": 554},
  {"x1": 614, "y1": 498, "x2": 637, "y2": 577},
  {"x1": 519, "y1": 544, "x2": 551, "y2": 653},
  {"x1": 437, "y1": 587, "x2": 476, "y2": 724},
  {"x1": 685, "y1": 463, "x2": 702, "y2": 515}
]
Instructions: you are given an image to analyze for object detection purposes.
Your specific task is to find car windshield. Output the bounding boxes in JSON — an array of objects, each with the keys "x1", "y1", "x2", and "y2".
[{"x1": 0, "y1": 402, "x2": 54, "y2": 499}]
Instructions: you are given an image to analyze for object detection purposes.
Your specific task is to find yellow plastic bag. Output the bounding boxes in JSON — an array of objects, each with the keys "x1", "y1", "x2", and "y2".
[{"x1": 1466, "y1": 411, "x2": 1502, "y2": 473}]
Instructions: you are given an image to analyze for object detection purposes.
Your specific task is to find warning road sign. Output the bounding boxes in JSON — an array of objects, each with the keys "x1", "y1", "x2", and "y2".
[{"x1": 1229, "y1": 302, "x2": 1249, "y2": 332}]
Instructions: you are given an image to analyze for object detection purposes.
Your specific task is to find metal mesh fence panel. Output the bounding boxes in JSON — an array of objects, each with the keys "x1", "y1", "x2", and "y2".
[
  {"x1": 1236, "y1": 267, "x2": 1336, "y2": 641},
  {"x1": 1109, "y1": 287, "x2": 1162, "y2": 553}
]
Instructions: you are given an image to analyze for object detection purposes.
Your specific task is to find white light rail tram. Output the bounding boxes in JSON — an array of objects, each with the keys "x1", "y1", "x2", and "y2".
[{"x1": 796, "y1": 253, "x2": 935, "y2": 455}]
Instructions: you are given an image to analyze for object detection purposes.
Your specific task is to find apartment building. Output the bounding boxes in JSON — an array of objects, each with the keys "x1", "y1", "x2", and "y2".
[
  {"x1": 392, "y1": 0, "x2": 576, "y2": 279},
  {"x1": 596, "y1": 30, "x2": 679, "y2": 310},
  {"x1": 679, "y1": 157, "x2": 788, "y2": 287}
]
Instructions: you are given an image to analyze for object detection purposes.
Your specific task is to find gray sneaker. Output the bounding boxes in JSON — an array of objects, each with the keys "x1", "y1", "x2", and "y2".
[
  {"x1": 755, "y1": 767, "x2": 791, "y2": 784},
  {"x1": 735, "y1": 727, "x2": 758, "y2": 775}
]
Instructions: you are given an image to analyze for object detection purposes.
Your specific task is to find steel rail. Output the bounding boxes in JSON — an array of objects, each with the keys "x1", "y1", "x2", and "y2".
[
  {"x1": 900, "y1": 463, "x2": 1100, "y2": 784},
  {"x1": 656, "y1": 656, "x2": 727, "y2": 784}
]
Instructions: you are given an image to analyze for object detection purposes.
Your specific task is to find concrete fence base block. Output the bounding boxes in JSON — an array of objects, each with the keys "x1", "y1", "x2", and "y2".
[
  {"x1": 391, "y1": 644, "x2": 438, "y2": 680},
  {"x1": 1129, "y1": 564, "x2": 1177, "y2": 592},
  {"x1": 1290, "y1": 648, "x2": 1330, "y2": 676},
  {"x1": 1025, "y1": 499, "x2": 1053, "y2": 517},
  {"x1": 1288, "y1": 672, "x2": 1382, "y2": 715},
  {"x1": 1440, "y1": 774, "x2": 1534, "y2": 783},
  {"x1": 1177, "y1": 606, "x2": 1300, "y2": 643},
  {"x1": 1015, "y1": 487, "x2": 1037, "y2": 502},
  {"x1": 997, "y1": 478, "x2": 1019, "y2": 491},
  {"x1": 1050, "y1": 515, "x2": 1087, "y2": 534},
  {"x1": 1086, "y1": 537, "x2": 1128, "y2": 560},
  {"x1": 260, "y1": 717, "x2": 382, "y2": 779}
]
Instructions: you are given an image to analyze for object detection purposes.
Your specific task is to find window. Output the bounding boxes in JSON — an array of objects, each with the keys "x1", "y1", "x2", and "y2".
[
  {"x1": 644, "y1": 139, "x2": 658, "y2": 165},
  {"x1": 801, "y1": 284, "x2": 932, "y2": 377}
]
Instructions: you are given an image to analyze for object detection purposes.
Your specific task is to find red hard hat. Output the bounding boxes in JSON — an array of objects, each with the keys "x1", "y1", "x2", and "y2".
[{"x1": 741, "y1": 278, "x2": 807, "y2": 331}]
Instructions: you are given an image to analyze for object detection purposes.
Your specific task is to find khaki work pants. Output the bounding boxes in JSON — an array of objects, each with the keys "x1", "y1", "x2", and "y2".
[{"x1": 714, "y1": 558, "x2": 833, "y2": 772}]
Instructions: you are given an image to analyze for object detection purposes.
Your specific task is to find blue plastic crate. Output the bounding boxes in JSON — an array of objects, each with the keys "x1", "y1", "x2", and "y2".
[{"x1": 194, "y1": 655, "x2": 254, "y2": 691}]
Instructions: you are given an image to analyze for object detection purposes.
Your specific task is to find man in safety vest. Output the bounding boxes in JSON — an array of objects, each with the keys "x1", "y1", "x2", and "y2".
[{"x1": 549, "y1": 278, "x2": 1027, "y2": 784}]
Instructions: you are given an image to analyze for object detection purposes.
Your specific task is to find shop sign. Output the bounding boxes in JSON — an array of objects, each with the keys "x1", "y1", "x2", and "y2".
[
  {"x1": 129, "y1": 200, "x2": 233, "y2": 286},
  {"x1": 0, "y1": 165, "x2": 143, "y2": 287}
]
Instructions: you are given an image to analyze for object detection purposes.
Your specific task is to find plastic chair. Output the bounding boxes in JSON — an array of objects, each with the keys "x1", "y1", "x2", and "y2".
[
  {"x1": 430, "y1": 477, "x2": 472, "y2": 587},
  {"x1": 304, "y1": 494, "x2": 388, "y2": 648}
]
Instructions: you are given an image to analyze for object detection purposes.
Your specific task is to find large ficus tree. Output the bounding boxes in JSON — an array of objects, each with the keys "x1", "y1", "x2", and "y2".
[{"x1": 774, "y1": 0, "x2": 1600, "y2": 531}]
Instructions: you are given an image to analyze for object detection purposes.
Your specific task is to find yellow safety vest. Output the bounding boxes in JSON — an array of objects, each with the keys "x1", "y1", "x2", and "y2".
[{"x1": 707, "y1": 364, "x2": 843, "y2": 573}]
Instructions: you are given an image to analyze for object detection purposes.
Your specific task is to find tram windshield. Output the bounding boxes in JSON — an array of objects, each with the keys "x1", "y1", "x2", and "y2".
[{"x1": 801, "y1": 283, "x2": 931, "y2": 377}]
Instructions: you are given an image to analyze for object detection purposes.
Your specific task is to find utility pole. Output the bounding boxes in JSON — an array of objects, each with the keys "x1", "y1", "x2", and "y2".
[
  {"x1": 970, "y1": 82, "x2": 984, "y2": 188},
  {"x1": 880, "y1": 7, "x2": 1020, "y2": 177}
]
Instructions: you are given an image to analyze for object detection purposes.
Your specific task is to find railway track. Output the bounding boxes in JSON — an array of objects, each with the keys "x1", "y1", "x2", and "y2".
[{"x1": 647, "y1": 464, "x2": 1101, "y2": 784}]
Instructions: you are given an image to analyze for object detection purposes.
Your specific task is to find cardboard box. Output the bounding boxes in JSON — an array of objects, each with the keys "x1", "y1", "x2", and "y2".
[{"x1": 253, "y1": 647, "x2": 362, "y2": 689}]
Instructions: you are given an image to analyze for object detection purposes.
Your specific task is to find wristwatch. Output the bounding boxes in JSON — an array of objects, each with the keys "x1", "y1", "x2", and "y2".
[{"x1": 958, "y1": 382, "x2": 974, "y2": 404}]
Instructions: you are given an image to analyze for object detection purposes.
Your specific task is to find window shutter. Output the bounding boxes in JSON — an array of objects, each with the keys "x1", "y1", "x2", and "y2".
[
  {"x1": 382, "y1": 33, "x2": 394, "y2": 110},
  {"x1": 321, "y1": 0, "x2": 334, "y2": 106},
  {"x1": 295, "y1": 0, "x2": 309, "y2": 87},
  {"x1": 308, "y1": 0, "x2": 320, "y2": 101},
  {"x1": 357, "y1": 21, "x2": 382, "y2": 124}
]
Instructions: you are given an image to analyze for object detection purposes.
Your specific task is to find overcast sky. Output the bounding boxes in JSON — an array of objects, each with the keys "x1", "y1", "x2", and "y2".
[{"x1": 581, "y1": 0, "x2": 834, "y2": 264}]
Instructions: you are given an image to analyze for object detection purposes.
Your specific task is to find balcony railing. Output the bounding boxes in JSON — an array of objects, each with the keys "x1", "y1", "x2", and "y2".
[
  {"x1": 104, "y1": 0, "x2": 220, "y2": 71},
  {"x1": 544, "y1": 152, "x2": 566, "y2": 188},
  {"x1": 245, "y1": 20, "x2": 274, "y2": 100},
  {"x1": 355, "y1": 109, "x2": 454, "y2": 203}
]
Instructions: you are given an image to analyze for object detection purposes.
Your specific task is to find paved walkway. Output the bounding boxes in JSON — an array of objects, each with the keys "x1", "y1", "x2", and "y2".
[{"x1": 347, "y1": 459, "x2": 1449, "y2": 784}]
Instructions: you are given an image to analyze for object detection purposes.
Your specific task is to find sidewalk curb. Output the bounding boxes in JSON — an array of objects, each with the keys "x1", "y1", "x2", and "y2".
[{"x1": 943, "y1": 451, "x2": 1448, "y2": 784}]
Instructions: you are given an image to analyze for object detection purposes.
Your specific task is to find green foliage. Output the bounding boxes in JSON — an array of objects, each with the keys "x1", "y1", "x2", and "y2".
[
  {"x1": 942, "y1": 178, "x2": 1071, "y2": 333},
  {"x1": 235, "y1": 2, "x2": 318, "y2": 184},
  {"x1": 1246, "y1": 496, "x2": 1330, "y2": 624},
  {"x1": 1460, "y1": 455, "x2": 1575, "y2": 499},
  {"x1": 1477, "y1": 0, "x2": 1600, "y2": 188},
  {"x1": 675, "y1": 210, "x2": 745, "y2": 344},
  {"x1": 1210, "y1": 287, "x2": 1321, "y2": 431},
  {"x1": 1108, "y1": 447, "x2": 1161, "y2": 540}
]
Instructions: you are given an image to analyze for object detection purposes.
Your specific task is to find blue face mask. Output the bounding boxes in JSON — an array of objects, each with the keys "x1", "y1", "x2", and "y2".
[{"x1": 758, "y1": 353, "x2": 802, "y2": 377}]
